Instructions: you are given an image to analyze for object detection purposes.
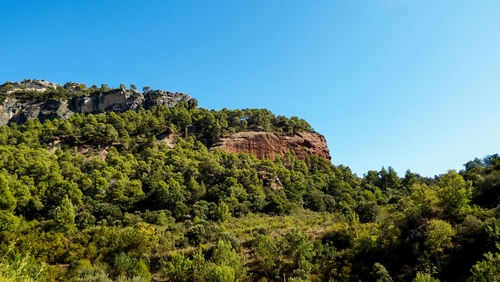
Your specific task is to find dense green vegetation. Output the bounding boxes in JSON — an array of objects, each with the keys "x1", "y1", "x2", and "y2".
[{"x1": 0, "y1": 101, "x2": 498, "y2": 281}]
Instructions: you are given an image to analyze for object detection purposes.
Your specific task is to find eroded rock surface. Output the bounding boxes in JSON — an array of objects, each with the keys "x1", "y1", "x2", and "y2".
[
  {"x1": 1, "y1": 79, "x2": 58, "y2": 94},
  {"x1": 211, "y1": 131, "x2": 331, "y2": 161},
  {"x1": 0, "y1": 80, "x2": 196, "y2": 126}
]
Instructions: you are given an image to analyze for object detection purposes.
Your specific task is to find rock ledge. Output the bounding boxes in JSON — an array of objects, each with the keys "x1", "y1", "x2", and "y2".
[
  {"x1": 211, "y1": 131, "x2": 331, "y2": 161},
  {"x1": 0, "y1": 80, "x2": 196, "y2": 126}
]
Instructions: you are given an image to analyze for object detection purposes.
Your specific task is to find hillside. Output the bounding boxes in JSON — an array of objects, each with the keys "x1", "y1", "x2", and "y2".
[{"x1": 0, "y1": 80, "x2": 498, "y2": 281}]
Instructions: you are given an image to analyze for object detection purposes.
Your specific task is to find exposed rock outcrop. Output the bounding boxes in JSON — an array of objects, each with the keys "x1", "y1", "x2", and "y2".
[
  {"x1": 211, "y1": 131, "x2": 331, "y2": 161},
  {"x1": 156, "y1": 131, "x2": 177, "y2": 149},
  {"x1": 1, "y1": 79, "x2": 58, "y2": 94},
  {"x1": 0, "y1": 80, "x2": 196, "y2": 126}
]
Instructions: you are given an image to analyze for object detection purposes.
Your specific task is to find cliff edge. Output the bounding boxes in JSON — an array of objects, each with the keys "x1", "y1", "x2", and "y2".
[
  {"x1": 0, "y1": 79, "x2": 196, "y2": 126},
  {"x1": 211, "y1": 131, "x2": 331, "y2": 161}
]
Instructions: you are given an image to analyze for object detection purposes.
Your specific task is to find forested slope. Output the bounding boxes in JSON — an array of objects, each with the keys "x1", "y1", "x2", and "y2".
[{"x1": 0, "y1": 86, "x2": 498, "y2": 281}]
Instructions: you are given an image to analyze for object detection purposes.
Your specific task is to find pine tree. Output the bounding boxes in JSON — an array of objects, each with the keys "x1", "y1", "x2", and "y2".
[
  {"x1": 216, "y1": 201, "x2": 231, "y2": 222},
  {"x1": 52, "y1": 195, "x2": 76, "y2": 233},
  {"x1": 0, "y1": 175, "x2": 16, "y2": 212}
]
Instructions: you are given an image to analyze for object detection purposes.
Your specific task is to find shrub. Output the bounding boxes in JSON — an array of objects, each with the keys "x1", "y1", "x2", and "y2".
[
  {"x1": 413, "y1": 272, "x2": 440, "y2": 282},
  {"x1": 468, "y1": 252, "x2": 500, "y2": 282},
  {"x1": 425, "y1": 219, "x2": 455, "y2": 253}
]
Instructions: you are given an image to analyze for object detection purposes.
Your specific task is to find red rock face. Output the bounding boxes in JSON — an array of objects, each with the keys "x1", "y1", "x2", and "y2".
[{"x1": 211, "y1": 132, "x2": 331, "y2": 161}]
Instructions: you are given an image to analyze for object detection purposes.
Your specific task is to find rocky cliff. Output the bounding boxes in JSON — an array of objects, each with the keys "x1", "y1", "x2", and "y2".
[
  {"x1": 0, "y1": 80, "x2": 196, "y2": 126},
  {"x1": 0, "y1": 80, "x2": 331, "y2": 161},
  {"x1": 211, "y1": 131, "x2": 331, "y2": 161}
]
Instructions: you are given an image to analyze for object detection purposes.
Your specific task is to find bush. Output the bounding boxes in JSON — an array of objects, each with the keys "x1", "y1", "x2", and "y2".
[
  {"x1": 0, "y1": 252, "x2": 45, "y2": 282},
  {"x1": 372, "y1": 262, "x2": 393, "y2": 282},
  {"x1": 0, "y1": 211, "x2": 19, "y2": 232},
  {"x1": 355, "y1": 201, "x2": 380, "y2": 223},
  {"x1": 425, "y1": 219, "x2": 455, "y2": 253},
  {"x1": 468, "y1": 252, "x2": 500, "y2": 282},
  {"x1": 76, "y1": 266, "x2": 112, "y2": 282},
  {"x1": 163, "y1": 253, "x2": 192, "y2": 281},
  {"x1": 210, "y1": 240, "x2": 246, "y2": 281},
  {"x1": 413, "y1": 272, "x2": 440, "y2": 282}
]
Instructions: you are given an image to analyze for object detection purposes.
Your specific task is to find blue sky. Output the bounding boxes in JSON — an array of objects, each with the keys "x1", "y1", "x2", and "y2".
[{"x1": 1, "y1": 0, "x2": 499, "y2": 177}]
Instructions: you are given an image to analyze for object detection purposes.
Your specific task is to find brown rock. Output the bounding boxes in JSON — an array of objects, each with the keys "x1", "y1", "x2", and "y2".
[
  {"x1": 211, "y1": 131, "x2": 331, "y2": 161},
  {"x1": 156, "y1": 132, "x2": 177, "y2": 149}
]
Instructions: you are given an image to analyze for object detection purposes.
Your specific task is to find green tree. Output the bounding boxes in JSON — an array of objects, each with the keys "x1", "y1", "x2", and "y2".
[
  {"x1": 256, "y1": 234, "x2": 280, "y2": 277},
  {"x1": 372, "y1": 262, "x2": 393, "y2": 282},
  {"x1": 355, "y1": 201, "x2": 380, "y2": 223},
  {"x1": 208, "y1": 265, "x2": 235, "y2": 282},
  {"x1": 0, "y1": 211, "x2": 19, "y2": 232},
  {"x1": 209, "y1": 240, "x2": 246, "y2": 281},
  {"x1": 216, "y1": 201, "x2": 231, "y2": 222},
  {"x1": 0, "y1": 175, "x2": 16, "y2": 212},
  {"x1": 282, "y1": 229, "x2": 315, "y2": 278},
  {"x1": 404, "y1": 183, "x2": 438, "y2": 218},
  {"x1": 52, "y1": 195, "x2": 76, "y2": 233},
  {"x1": 379, "y1": 167, "x2": 402, "y2": 190},
  {"x1": 425, "y1": 219, "x2": 455, "y2": 253},
  {"x1": 163, "y1": 253, "x2": 192, "y2": 281},
  {"x1": 437, "y1": 171, "x2": 473, "y2": 219},
  {"x1": 0, "y1": 175, "x2": 19, "y2": 232}
]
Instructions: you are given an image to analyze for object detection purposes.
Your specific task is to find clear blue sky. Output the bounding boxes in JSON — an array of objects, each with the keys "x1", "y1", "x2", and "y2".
[{"x1": 2, "y1": 0, "x2": 499, "y2": 177}]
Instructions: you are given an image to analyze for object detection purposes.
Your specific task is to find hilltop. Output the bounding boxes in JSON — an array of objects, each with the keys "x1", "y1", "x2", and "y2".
[
  {"x1": 0, "y1": 79, "x2": 330, "y2": 162},
  {"x1": 0, "y1": 79, "x2": 195, "y2": 126}
]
